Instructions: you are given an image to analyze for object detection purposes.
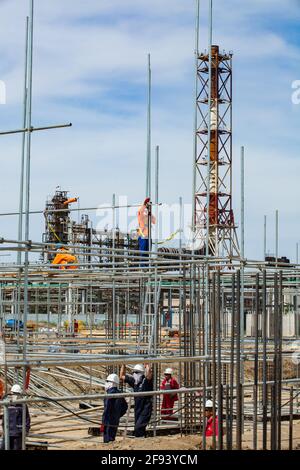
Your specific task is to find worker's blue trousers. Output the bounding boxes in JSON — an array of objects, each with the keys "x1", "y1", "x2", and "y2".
[
  {"x1": 103, "y1": 425, "x2": 117, "y2": 443},
  {"x1": 0, "y1": 436, "x2": 22, "y2": 450},
  {"x1": 134, "y1": 407, "x2": 152, "y2": 437},
  {"x1": 138, "y1": 237, "x2": 149, "y2": 267}
]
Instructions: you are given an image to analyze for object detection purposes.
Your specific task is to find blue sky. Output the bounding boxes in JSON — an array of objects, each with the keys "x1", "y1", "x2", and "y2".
[{"x1": 0, "y1": 0, "x2": 299, "y2": 261}]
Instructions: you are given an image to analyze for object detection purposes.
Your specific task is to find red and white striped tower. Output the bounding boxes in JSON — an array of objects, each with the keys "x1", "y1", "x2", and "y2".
[{"x1": 193, "y1": 45, "x2": 239, "y2": 257}]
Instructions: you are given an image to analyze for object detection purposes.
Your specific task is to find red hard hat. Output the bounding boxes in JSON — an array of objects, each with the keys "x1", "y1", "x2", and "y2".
[{"x1": 144, "y1": 197, "x2": 151, "y2": 205}]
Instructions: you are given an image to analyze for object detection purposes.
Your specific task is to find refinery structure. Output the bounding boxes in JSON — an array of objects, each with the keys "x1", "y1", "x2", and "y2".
[{"x1": 0, "y1": 0, "x2": 300, "y2": 452}]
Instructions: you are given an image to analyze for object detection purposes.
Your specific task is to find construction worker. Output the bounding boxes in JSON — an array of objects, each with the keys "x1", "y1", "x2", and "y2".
[
  {"x1": 1, "y1": 384, "x2": 31, "y2": 450},
  {"x1": 137, "y1": 198, "x2": 156, "y2": 262},
  {"x1": 204, "y1": 399, "x2": 218, "y2": 437},
  {"x1": 160, "y1": 368, "x2": 179, "y2": 419},
  {"x1": 73, "y1": 318, "x2": 79, "y2": 334},
  {"x1": 120, "y1": 363, "x2": 153, "y2": 438},
  {"x1": 48, "y1": 342, "x2": 60, "y2": 353},
  {"x1": 51, "y1": 244, "x2": 78, "y2": 270},
  {"x1": 0, "y1": 379, "x2": 3, "y2": 400},
  {"x1": 101, "y1": 374, "x2": 128, "y2": 444}
]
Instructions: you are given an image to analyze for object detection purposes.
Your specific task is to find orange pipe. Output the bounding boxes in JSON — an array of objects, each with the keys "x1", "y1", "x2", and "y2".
[{"x1": 63, "y1": 197, "x2": 78, "y2": 206}]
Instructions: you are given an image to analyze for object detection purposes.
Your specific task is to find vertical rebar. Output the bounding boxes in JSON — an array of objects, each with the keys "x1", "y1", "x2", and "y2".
[
  {"x1": 263, "y1": 215, "x2": 267, "y2": 260},
  {"x1": 211, "y1": 272, "x2": 216, "y2": 450},
  {"x1": 17, "y1": 17, "x2": 29, "y2": 266},
  {"x1": 271, "y1": 382, "x2": 276, "y2": 450},
  {"x1": 179, "y1": 196, "x2": 183, "y2": 253},
  {"x1": 277, "y1": 271, "x2": 283, "y2": 449},
  {"x1": 275, "y1": 209, "x2": 279, "y2": 267},
  {"x1": 3, "y1": 401, "x2": 10, "y2": 450},
  {"x1": 240, "y1": 146, "x2": 245, "y2": 436},
  {"x1": 225, "y1": 383, "x2": 230, "y2": 450},
  {"x1": 216, "y1": 270, "x2": 222, "y2": 449},
  {"x1": 271, "y1": 272, "x2": 278, "y2": 450},
  {"x1": 240, "y1": 146, "x2": 245, "y2": 260},
  {"x1": 112, "y1": 194, "x2": 116, "y2": 347},
  {"x1": 228, "y1": 273, "x2": 235, "y2": 450},
  {"x1": 289, "y1": 386, "x2": 293, "y2": 450},
  {"x1": 154, "y1": 145, "x2": 159, "y2": 255},
  {"x1": 262, "y1": 269, "x2": 268, "y2": 450},
  {"x1": 146, "y1": 53, "x2": 151, "y2": 199},
  {"x1": 16, "y1": 17, "x2": 29, "y2": 346},
  {"x1": 253, "y1": 272, "x2": 259, "y2": 449},
  {"x1": 22, "y1": 0, "x2": 34, "y2": 451},
  {"x1": 236, "y1": 269, "x2": 242, "y2": 449}
]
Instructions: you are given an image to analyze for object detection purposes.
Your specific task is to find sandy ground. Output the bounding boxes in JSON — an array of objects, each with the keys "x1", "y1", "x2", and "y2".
[
  {"x1": 55, "y1": 434, "x2": 202, "y2": 451},
  {"x1": 6, "y1": 331, "x2": 300, "y2": 451},
  {"x1": 27, "y1": 413, "x2": 300, "y2": 450}
]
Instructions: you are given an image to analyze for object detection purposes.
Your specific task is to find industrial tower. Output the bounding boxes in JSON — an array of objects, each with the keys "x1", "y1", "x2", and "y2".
[
  {"x1": 193, "y1": 45, "x2": 239, "y2": 257},
  {"x1": 42, "y1": 189, "x2": 139, "y2": 263}
]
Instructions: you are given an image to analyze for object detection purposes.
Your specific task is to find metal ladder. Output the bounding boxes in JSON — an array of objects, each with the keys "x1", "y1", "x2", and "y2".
[{"x1": 137, "y1": 277, "x2": 161, "y2": 354}]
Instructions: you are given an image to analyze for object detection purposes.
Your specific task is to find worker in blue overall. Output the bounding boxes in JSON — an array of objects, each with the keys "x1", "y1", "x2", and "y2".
[
  {"x1": 1, "y1": 384, "x2": 31, "y2": 450},
  {"x1": 120, "y1": 364, "x2": 153, "y2": 438},
  {"x1": 101, "y1": 374, "x2": 128, "y2": 443},
  {"x1": 137, "y1": 198, "x2": 156, "y2": 266}
]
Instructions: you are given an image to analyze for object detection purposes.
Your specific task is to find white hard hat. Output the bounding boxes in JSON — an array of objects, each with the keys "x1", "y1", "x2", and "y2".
[
  {"x1": 205, "y1": 399, "x2": 216, "y2": 409},
  {"x1": 11, "y1": 384, "x2": 22, "y2": 394},
  {"x1": 133, "y1": 364, "x2": 145, "y2": 373},
  {"x1": 164, "y1": 368, "x2": 173, "y2": 375},
  {"x1": 106, "y1": 374, "x2": 119, "y2": 386}
]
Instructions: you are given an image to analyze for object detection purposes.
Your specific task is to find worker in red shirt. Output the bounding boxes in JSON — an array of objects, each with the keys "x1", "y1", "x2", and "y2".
[
  {"x1": 0, "y1": 379, "x2": 4, "y2": 399},
  {"x1": 73, "y1": 319, "x2": 79, "y2": 334},
  {"x1": 205, "y1": 399, "x2": 218, "y2": 437},
  {"x1": 160, "y1": 368, "x2": 179, "y2": 419}
]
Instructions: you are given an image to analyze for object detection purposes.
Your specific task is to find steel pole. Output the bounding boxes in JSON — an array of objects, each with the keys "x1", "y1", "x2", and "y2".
[
  {"x1": 112, "y1": 194, "x2": 116, "y2": 349},
  {"x1": 16, "y1": 16, "x2": 29, "y2": 348},
  {"x1": 179, "y1": 196, "x2": 183, "y2": 252},
  {"x1": 192, "y1": 0, "x2": 200, "y2": 236},
  {"x1": 240, "y1": 146, "x2": 245, "y2": 434},
  {"x1": 17, "y1": 16, "x2": 29, "y2": 267},
  {"x1": 262, "y1": 269, "x2": 267, "y2": 450},
  {"x1": 3, "y1": 401, "x2": 10, "y2": 450},
  {"x1": 155, "y1": 145, "x2": 159, "y2": 254},
  {"x1": 22, "y1": 0, "x2": 34, "y2": 450},
  {"x1": 146, "y1": 53, "x2": 151, "y2": 199},
  {"x1": 240, "y1": 146, "x2": 245, "y2": 260},
  {"x1": 264, "y1": 215, "x2": 267, "y2": 260},
  {"x1": 275, "y1": 209, "x2": 279, "y2": 267},
  {"x1": 289, "y1": 386, "x2": 293, "y2": 450}
]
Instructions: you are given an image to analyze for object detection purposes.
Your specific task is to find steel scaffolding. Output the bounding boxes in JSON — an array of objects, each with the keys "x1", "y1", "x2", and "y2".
[{"x1": 0, "y1": 237, "x2": 300, "y2": 449}]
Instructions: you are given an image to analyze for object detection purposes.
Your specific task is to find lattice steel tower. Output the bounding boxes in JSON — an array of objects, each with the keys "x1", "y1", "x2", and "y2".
[{"x1": 193, "y1": 45, "x2": 239, "y2": 257}]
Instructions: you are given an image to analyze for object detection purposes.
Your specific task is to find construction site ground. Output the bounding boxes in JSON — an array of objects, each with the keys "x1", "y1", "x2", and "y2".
[
  {"x1": 10, "y1": 329, "x2": 300, "y2": 451},
  {"x1": 28, "y1": 412, "x2": 300, "y2": 450}
]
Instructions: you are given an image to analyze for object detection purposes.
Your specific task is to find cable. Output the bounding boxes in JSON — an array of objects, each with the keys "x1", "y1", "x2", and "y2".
[
  {"x1": 280, "y1": 389, "x2": 300, "y2": 410},
  {"x1": 44, "y1": 213, "x2": 62, "y2": 243},
  {"x1": 157, "y1": 230, "x2": 181, "y2": 245},
  {"x1": 32, "y1": 394, "x2": 100, "y2": 425}
]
